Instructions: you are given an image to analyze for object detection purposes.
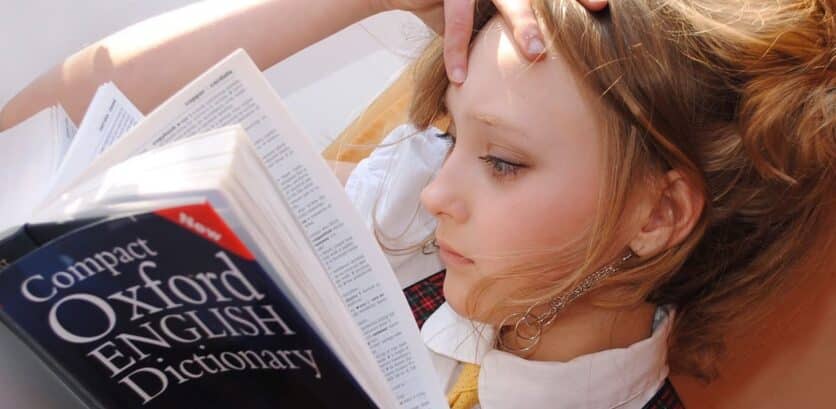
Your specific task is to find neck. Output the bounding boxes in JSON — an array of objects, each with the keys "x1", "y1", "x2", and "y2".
[{"x1": 500, "y1": 300, "x2": 657, "y2": 362}]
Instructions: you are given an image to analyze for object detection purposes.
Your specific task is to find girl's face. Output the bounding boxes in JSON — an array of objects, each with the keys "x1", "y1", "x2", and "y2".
[{"x1": 420, "y1": 17, "x2": 616, "y2": 322}]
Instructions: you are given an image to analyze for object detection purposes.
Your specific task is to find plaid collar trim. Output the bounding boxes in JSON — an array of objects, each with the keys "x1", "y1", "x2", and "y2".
[{"x1": 403, "y1": 270, "x2": 446, "y2": 328}]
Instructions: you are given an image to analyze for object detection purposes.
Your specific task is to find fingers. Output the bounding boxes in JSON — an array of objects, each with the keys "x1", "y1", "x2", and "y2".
[
  {"x1": 493, "y1": 0, "x2": 545, "y2": 61},
  {"x1": 443, "y1": 0, "x2": 475, "y2": 84},
  {"x1": 441, "y1": 0, "x2": 606, "y2": 85},
  {"x1": 577, "y1": 0, "x2": 608, "y2": 11}
]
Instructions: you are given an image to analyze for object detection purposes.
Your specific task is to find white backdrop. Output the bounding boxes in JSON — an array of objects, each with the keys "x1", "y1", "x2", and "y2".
[
  {"x1": 0, "y1": 1, "x2": 430, "y2": 407},
  {"x1": 0, "y1": 0, "x2": 431, "y2": 151}
]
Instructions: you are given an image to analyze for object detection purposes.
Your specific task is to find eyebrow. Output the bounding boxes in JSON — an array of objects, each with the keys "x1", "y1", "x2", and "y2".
[
  {"x1": 444, "y1": 92, "x2": 527, "y2": 137},
  {"x1": 471, "y1": 112, "x2": 526, "y2": 136}
]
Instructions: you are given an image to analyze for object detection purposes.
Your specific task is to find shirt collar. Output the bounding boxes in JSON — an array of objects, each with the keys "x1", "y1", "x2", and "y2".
[
  {"x1": 421, "y1": 302, "x2": 495, "y2": 364},
  {"x1": 421, "y1": 302, "x2": 674, "y2": 409}
]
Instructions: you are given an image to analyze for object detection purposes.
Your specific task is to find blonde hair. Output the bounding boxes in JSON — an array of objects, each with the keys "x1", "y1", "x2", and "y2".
[{"x1": 405, "y1": 0, "x2": 835, "y2": 380}]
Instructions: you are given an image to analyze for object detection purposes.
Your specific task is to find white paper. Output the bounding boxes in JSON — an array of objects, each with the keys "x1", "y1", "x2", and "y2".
[
  {"x1": 51, "y1": 82, "x2": 143, "y2": 193},
  {"x1": 0, "y1": 107, "x2": 71, "y2": 232},
  {"x1": 52, "y1": 104, "x2": 78, "y2": 162}
]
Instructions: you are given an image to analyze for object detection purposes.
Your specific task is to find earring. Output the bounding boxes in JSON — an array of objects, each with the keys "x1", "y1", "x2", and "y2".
[
  {"x1": 374, "y1": 228, "x2": 438, "y2": 256},
  {"x1": 422, "y1": 237, "x2": 439, "y2": 255},
  {"x1": 496, "y1": 250, "x2": 635, "y2": 354}
]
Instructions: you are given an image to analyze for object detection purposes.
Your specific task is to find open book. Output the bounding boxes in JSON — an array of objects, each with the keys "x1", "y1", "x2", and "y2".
[{"x1": 0, "y1": 49, "x2": 446, "y2": 409}]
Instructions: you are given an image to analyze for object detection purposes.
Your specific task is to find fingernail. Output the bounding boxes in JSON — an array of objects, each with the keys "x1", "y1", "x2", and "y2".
[
  {"x1": 527, "y1": 38, "x2": 545, "y2": 55},
  {"x1": 450, "y1": 67, "x2": 466, "y2": 84}
]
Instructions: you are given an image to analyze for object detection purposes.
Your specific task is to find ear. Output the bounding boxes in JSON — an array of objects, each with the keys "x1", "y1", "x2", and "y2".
[{"x1": 629, "y1": 170, "x2": 704, "y2": 258}]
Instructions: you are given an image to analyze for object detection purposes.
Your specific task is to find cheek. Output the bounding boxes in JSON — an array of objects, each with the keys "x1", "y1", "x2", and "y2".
[
  {"x1": 446, "y1": 173, "x2": 601, "y2": 322},
  {"x1": 443, "y1": 262, "x2": 530, "y2": 321},
  {"x1": 474, "y1": 168, "x2": 601, "y2": 265}
]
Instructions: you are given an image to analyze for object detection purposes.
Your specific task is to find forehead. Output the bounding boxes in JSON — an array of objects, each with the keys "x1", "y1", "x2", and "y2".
[{"x1": 445, "y1": 17, "x2": 599, "y2": 140}]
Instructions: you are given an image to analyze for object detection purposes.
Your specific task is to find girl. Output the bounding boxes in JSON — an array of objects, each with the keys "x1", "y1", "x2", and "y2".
[
  {"x1": 347, "y1": 0, "x2": 834, "y2": 407},
  {"x1": 3, "y1": 0, "x2": 833, "y2": 408}
]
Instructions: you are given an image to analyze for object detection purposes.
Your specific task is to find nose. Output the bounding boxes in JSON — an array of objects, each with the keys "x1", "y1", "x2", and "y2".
[{"x1": 420, "y1": 161, "x2": 469, "y2": 224}]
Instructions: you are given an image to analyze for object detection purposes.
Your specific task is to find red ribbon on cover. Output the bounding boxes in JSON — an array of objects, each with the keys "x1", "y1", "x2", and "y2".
[{"x1": 155, "y1": 203, "x2": 255, "y2": 261}]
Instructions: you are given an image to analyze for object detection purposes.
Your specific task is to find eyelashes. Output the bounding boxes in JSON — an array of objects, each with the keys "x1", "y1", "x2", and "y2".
[
  {"x1": 435, "y1": 131, "x2": 455, "y2": 149},
  {"x1": 435, "y1": 132, "x2": 526, "y2": 179},
  {"x1": 478, "y1": 155, "x2": 524, "y2": 177}
]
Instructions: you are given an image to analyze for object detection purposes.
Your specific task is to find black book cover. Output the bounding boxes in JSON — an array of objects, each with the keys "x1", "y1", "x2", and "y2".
[
  {"x1": 0, "y1": 226, "x2": 38, "y2": 271},
  {"x1": 0, "y1": 203, "x2": 376, "y2": 408},
  {"x1": 0, "y1": 218, "x2": 104, "y2": 271}
]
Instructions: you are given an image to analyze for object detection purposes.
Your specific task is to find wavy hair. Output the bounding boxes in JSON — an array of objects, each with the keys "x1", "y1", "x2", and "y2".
[{"x1": 405, "y1": 0, "x2": 835, "y2": 380}]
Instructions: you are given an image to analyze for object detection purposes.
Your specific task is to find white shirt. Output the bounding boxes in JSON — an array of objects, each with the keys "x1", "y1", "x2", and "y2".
[
  {"x1": 344, "y1": 124, "x2": 447, "y2": 288},
  {"x1": 345, "y1": 124, "x2": 672, "y2": 409},
  {"x1": 422, "y1": 302, "x2": 673, "y2": 409}
]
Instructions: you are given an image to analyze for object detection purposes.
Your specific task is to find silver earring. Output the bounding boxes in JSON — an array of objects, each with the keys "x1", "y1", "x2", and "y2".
[
  {"x1": 421, "y1": 237, "x2": 439, "y2": 255},
  {"x1": 497, "y1": 250, "x2": 635, "y2": 354},
  {"x1": 374, "y1": 228, "x2": 438, "y2": 256}
]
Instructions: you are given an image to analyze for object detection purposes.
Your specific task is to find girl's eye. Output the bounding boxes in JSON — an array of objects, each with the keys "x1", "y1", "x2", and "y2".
[
  {"x1": 478, "y1": 155, "x2": 525, "y2": 178},
  {"x1": 435, "y1": 132, "x2": 457, "y2": 160},
  {"x1": 435, "y1": 131, "x2": 526, "y2": 179},
  {"x1": 435, "y1": 131, "x2": 456, "y2": 148}
]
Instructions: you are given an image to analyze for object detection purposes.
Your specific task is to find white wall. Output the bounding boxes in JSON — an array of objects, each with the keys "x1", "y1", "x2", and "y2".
[
  {"x1": 0, "y1": 0, "x2": 431, "y2": 151},
  {"x1": 0, "y1": 1, "x2": 430, "y2": 407}
]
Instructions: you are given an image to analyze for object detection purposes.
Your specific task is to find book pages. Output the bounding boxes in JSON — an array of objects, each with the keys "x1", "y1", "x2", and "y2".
[
  {"x1": 55, "y1": 49, "x2": 446, "y2": 409},
  {"x1": 52, "y1": 104, "x2": 78, "y2": 162},
  {"x1": 51, "y1": 82, "x2": 143, "y2": 193},
  {"x1": 0, "y1": 106, "x2": 76, "y2": 233}
]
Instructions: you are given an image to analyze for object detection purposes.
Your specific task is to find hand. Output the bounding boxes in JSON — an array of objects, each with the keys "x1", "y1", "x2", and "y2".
[
  {"x1": 442, "y1": 0, "x2": 608, "y2": 83},
  {"x1": 378, "y1": 0, "x2": 609, "y2": 84}
]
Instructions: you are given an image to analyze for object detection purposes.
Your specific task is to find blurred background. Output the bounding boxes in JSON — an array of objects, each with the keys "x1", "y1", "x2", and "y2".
[
  {"x1": 0, "y1": 0, "x2": 430, "y2": 152},
  {"x1": 0, "y1": 1, "x2": 428, "y2": 407}
]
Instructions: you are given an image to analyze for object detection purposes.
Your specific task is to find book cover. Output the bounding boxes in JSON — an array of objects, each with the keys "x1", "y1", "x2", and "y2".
[
  {"x1": 0, "y1": 203, "x2": 376, "y2": 408},
  {"x1": 0, "y1": 218, "x2": 105, "y2": 269}
]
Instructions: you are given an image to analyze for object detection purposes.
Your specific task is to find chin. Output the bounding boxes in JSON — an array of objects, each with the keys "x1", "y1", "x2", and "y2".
[
  {"x1": 442, "y1": 274, "x2": 487, "y2": 321},
  {"x1": 442, "y1": 274, "x2": 470, "y2": 317}
]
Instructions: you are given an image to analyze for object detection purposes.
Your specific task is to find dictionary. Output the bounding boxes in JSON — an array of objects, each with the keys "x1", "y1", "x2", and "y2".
[
  {"x1": 0, "y1": 49, "x2": 446, "y2": 409},
  {"x1": 0, "y1": 201, "x2": 375, "y2": 408}
]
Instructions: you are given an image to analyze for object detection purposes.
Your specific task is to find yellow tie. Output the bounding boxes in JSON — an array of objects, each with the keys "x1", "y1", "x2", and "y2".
[{"x1": 447, "y1": 363, "x2": 480, "y2": 409}]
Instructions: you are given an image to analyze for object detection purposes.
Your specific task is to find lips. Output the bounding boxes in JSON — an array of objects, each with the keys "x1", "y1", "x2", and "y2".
[{"x1": 436, "y1": 239, "x2": 475, "y2": 265}]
